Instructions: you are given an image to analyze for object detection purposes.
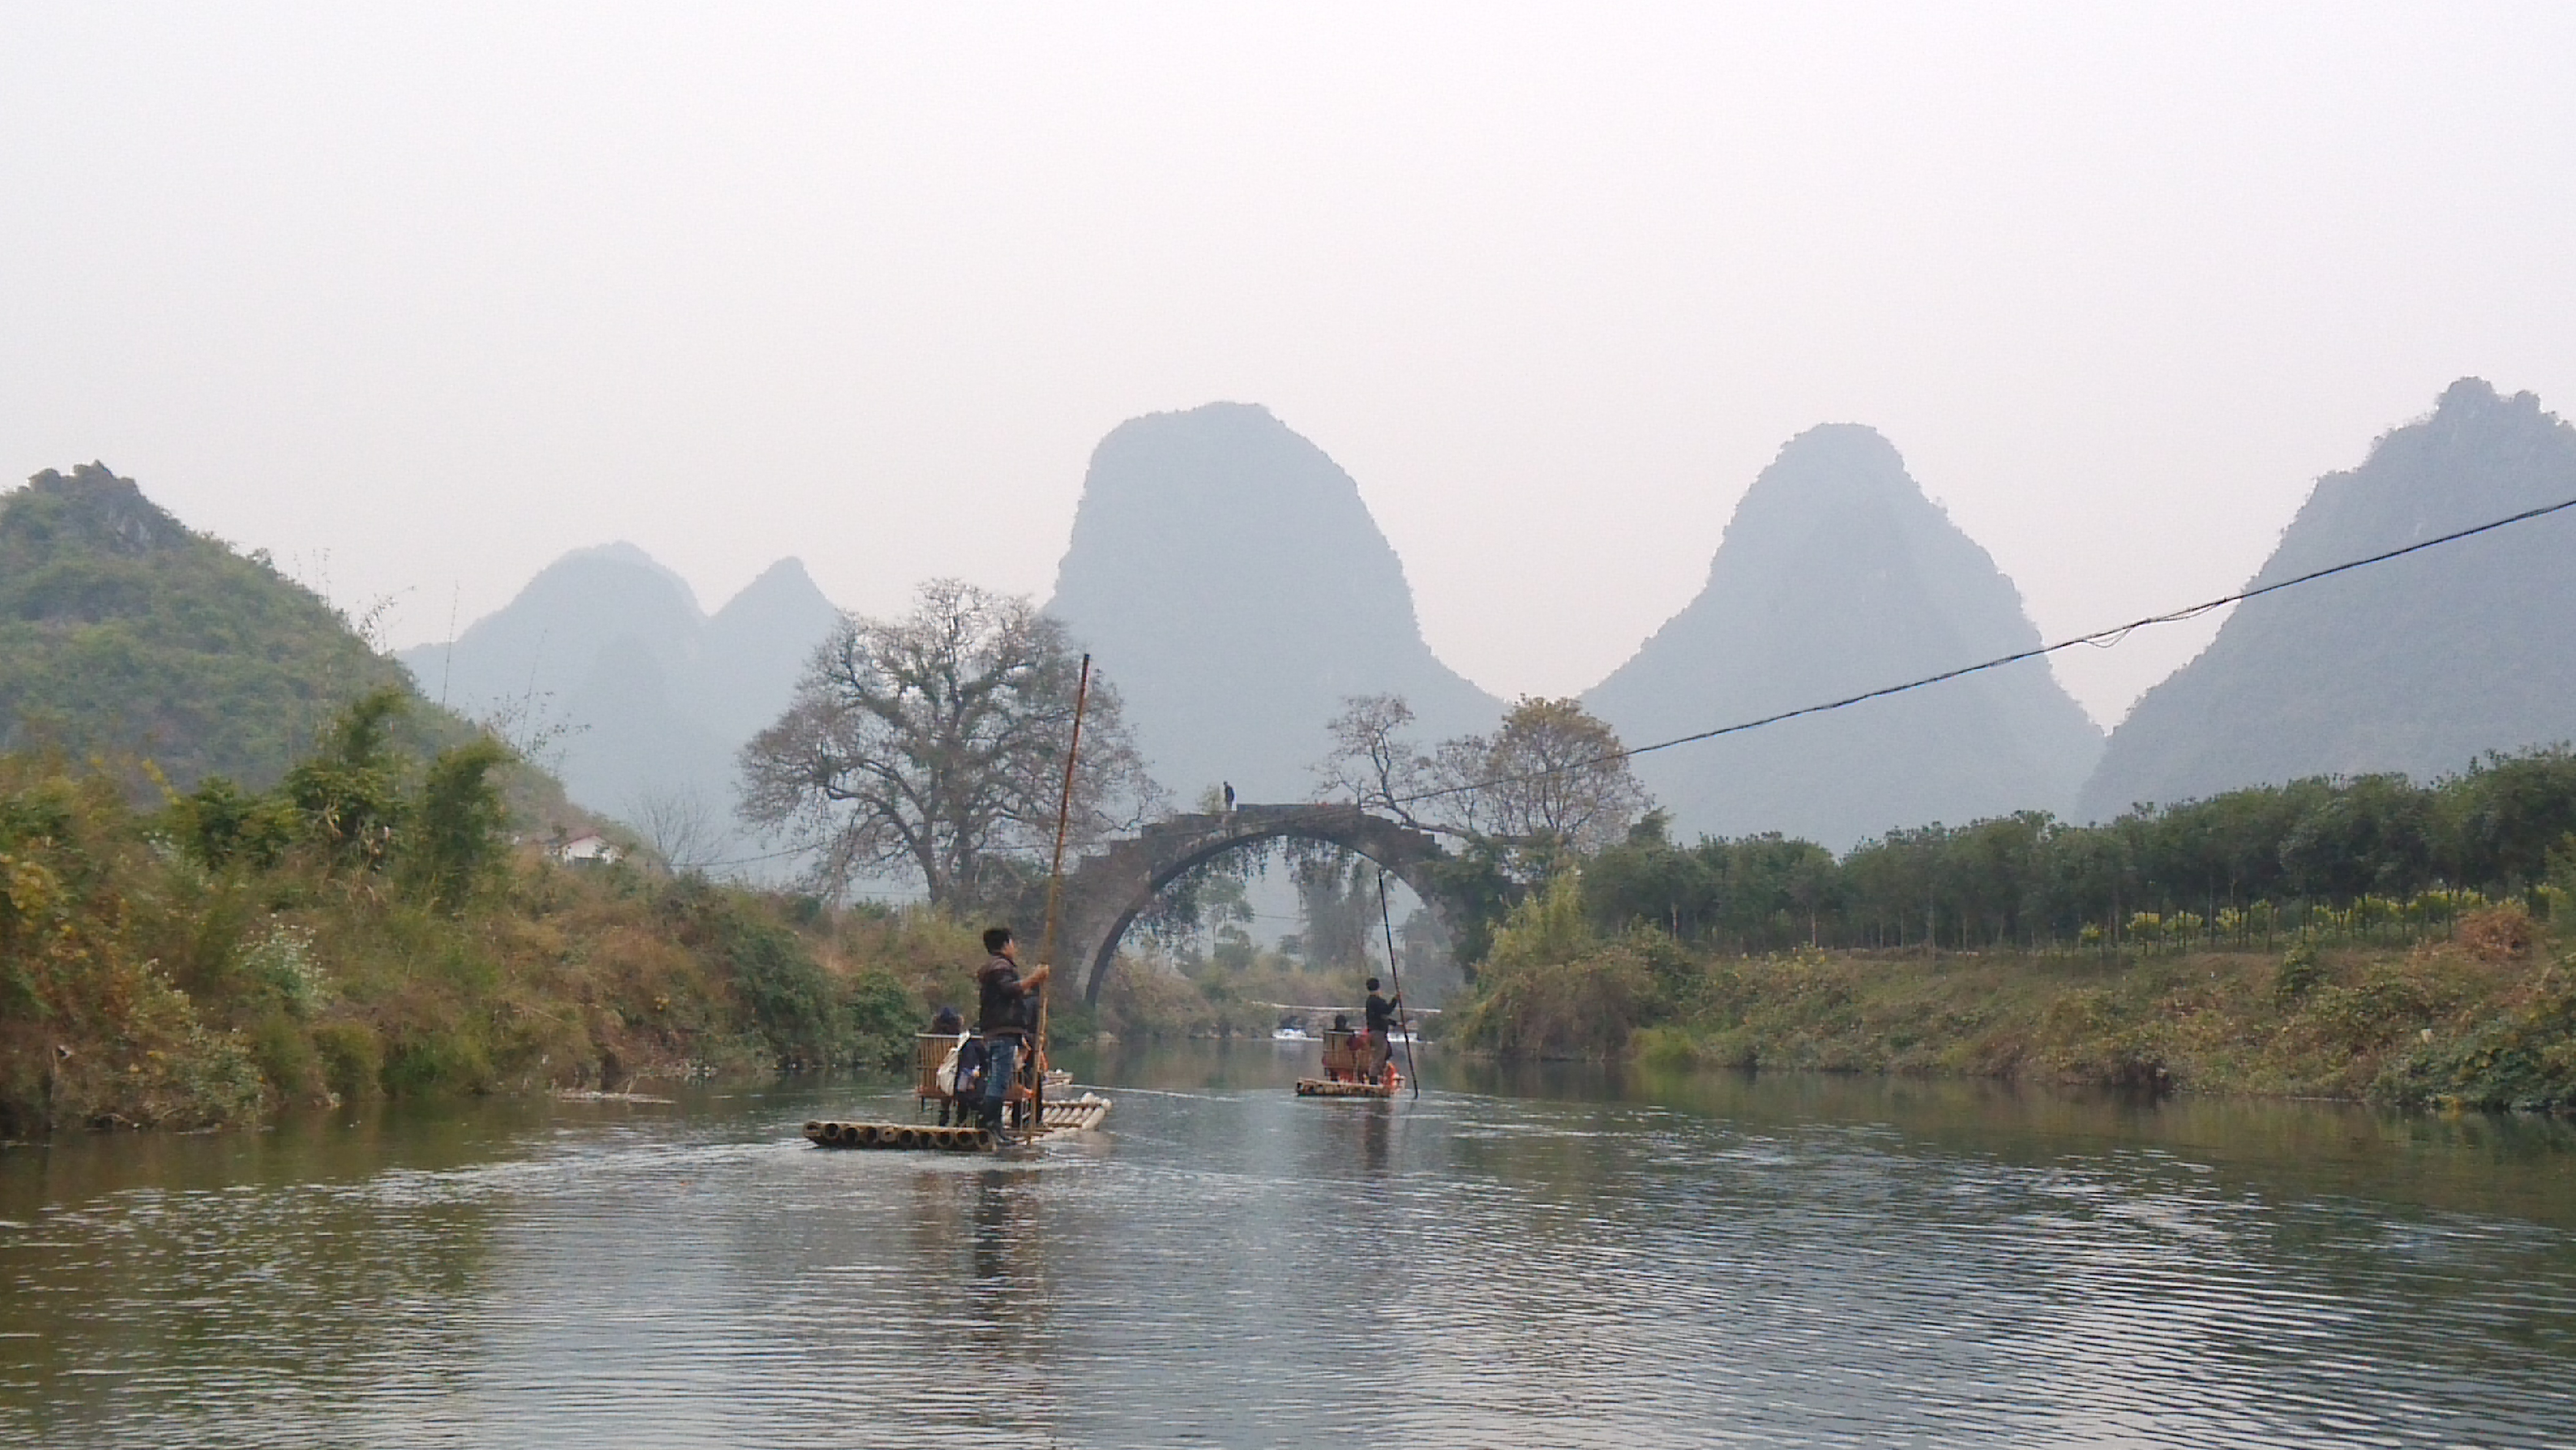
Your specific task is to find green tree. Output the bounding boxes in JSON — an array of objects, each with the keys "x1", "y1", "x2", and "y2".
[
  {"x1": 405, "y1": 736, "x2": 514, "y2": 910},
  {"x1": 282, "y1": 688, "x2": 411, "y2": 870}
]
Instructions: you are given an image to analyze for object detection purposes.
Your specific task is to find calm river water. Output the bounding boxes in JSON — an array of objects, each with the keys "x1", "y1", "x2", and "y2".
[{"x1": 5, "y1": 1043, "x2": 2575, "y2": 1448}]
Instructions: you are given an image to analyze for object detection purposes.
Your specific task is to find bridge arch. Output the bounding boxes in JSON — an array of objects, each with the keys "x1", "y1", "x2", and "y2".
[{"x1": 1059, "y1": 804, "x2": 1455, "y2": 1004}]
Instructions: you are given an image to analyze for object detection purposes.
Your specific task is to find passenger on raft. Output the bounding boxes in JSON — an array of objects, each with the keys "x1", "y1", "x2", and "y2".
[
  {"x1": 974, "y1": 926, "x2": 1050, "y2": 1136},
  {"x1": 1363, "y1": 977, "x2": 1402, "y2": 1086},
  {"x1": 1324, "y1": 1013, "x2": 1359, "y2": 1082},
  {"x1": 930, "y1": 1005, "x2": 982, "y2": 1127}
]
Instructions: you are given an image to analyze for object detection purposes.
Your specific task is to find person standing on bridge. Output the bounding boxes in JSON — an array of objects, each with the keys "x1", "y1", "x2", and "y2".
[{"x1": 975, "y1": 926, "x2": 1050, "y2": 1136}]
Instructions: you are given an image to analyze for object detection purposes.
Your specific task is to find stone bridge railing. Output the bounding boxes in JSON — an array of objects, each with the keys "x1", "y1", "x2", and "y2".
[{"x1": 1054, "y1": 803, "x2": 1452, "y2": 1002}]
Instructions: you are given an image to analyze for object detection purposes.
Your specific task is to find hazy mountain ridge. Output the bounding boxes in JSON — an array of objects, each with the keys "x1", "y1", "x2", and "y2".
[
  {"x1": 401, "y1": 546, "x2": 842, "y2": 841},
  {"x1": 1584, "y1": 424, "x2": 2103, "y2": 849},
  {"x1": 2078, "y1": 378, "x2": 2576, "y2": 818},
  {"x1": 1046, "y1": 402, "x2": 1502, "y2": 802}
]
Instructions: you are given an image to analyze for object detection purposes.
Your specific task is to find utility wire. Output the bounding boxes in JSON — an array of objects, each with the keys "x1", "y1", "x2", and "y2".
[
  {"x1": 1390, "y1": 492, "x2": 2576, "y2": 808},
  {"x1": 686, "y1": 490, "x2": 2576, "y2": 869}
]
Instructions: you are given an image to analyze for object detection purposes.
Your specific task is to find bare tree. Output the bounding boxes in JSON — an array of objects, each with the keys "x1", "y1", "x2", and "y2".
[
  {"x1": 629, "y1": 785, "x2": 724, "y2": 877},
  {"x1": 739, "y1": 579, "x2": 1158, "y2": 908},
  {"x1": 1312, "y1": 694, "x2": 1436, "y2": 827},
  {"x1": 1314, "y1": 691, "x2": 1650, "y2": 855}
]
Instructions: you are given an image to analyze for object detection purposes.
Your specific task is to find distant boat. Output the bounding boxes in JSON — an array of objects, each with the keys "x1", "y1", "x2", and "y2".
[{"x1": 1271, "y1": 1026, "x2": 1315, "y2": 1043}]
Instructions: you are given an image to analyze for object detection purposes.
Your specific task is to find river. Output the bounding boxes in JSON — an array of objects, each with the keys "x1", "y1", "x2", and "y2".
[{"x1": 4, "y1": 1043, "x2": 2574, "y2": 1448}]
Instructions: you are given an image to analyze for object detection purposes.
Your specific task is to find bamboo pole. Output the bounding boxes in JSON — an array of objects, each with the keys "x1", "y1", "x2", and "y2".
[
  {"x1": 1033, "y1": 654, "x2": 1094, "y2": 1138},
  {"x1": 1377, "y1": 870, "x2": 1420, "y2": 1100}
]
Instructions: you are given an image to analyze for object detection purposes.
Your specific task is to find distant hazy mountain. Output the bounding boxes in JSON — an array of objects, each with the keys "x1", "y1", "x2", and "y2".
[
  {"x1": 1046, "y1": 402, "x2": 1500, "y2": 802},
  {"x1": 2080, "y1": 379, "x2": 2576, "y2": 819},
  {"x1": 402, "y1": 546, "x2": 841, "y2": 849},
  {"x1": 0, "y1": 462, "x2": 466, "y2": 788},
  {"x1": 1584, "y1": 425, "x2": 2103, "y2": 850}
]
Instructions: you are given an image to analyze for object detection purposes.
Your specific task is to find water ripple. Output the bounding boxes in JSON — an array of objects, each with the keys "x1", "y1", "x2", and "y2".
[{"x1": 4, "y1": 1065, "x2": 2575, "y2": 1448}]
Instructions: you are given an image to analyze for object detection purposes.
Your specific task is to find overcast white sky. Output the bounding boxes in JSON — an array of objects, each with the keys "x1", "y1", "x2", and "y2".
[{"x1": 6, "y1": 3, "x2": 2572, "y2": 727}]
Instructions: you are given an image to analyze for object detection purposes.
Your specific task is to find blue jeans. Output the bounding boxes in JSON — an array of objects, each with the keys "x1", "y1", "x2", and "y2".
[{"x1": 978, "y1": 1036, "x2": 1020, "y2": 1128}]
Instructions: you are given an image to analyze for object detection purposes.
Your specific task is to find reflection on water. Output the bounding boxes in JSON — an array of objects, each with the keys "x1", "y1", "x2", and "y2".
[{"x1": 5, "y1": 1043, "x2": 2575, "y2": 1448}]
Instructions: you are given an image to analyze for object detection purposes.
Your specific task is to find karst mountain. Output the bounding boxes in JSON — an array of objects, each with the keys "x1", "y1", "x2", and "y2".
[
  {"x1": 0, "y1": 463, "x2": 478, "y2": 787},
  {"x1": 2079, "y1": 378, "x2": 2576, "y2": 818},
  {"x1": 1046, "y1": 402, "x2": 1501, "y2": 803},
  {"x1": 400, "y1": 546, "x2": 841, "y2": 846},
  {"x1": 1584, "y1": 425, "x2": 2104, "y2": 849}
]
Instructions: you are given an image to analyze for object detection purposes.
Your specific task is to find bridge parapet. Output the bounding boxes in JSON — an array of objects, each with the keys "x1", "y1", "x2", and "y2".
[{"x1": 1055, "y1": 803, "x2": 1454, "y2": 1003}]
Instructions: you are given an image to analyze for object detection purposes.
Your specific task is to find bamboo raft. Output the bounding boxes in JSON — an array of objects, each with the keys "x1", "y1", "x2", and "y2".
[
  {"x1": 1296, "y1": 1026, "x2": 1401, "y2": 1099},
  {"x1": 1295, "y1": 1078, "x2": 1398, "y2": 1099},
  {"x1": 805, "y1": 1092, "x2": 1114, "y2": 1151}
]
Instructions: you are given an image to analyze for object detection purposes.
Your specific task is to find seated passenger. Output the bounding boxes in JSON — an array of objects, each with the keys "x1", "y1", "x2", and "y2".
[{"x1": 1322, "y1": 1013, "x2": 1358, "y2": 1081}]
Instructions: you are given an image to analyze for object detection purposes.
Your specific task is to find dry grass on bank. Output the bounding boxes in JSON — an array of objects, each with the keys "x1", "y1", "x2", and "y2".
[{"x1": 1453, "y1": 881, "x2": 2576, "y2": 1110}]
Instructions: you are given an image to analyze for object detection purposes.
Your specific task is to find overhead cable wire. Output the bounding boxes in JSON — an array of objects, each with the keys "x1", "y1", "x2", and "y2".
[
  {"x1": 1389, "y1": 491, "x2": 2576, "y2": 808},
  {"x1": 681, "y1": 490, "x2": 2576, "y2": 871}
]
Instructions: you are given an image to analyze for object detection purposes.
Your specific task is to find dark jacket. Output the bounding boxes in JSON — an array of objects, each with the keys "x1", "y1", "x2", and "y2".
[
  {"x1": 977, "y1": 956, "x2": 1038, "y2": 1036},
  {"x1": 1365, "y1": 991, "x2": 1401, "y2": 1035}
]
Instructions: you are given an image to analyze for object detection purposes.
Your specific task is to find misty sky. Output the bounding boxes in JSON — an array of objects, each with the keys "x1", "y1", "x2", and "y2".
[{"x1": 7, "y1": 4, "x2": 2573, "y2": 728}]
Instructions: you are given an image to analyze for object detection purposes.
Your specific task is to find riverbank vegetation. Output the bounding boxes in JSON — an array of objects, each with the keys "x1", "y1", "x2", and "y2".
[
  {"x1": 1427, "y1": 751, "x2": 2576, "y2": 1110},
  {"x1": 0, "y1": 691, "x2": 982, "y2": 1139},
  {"x1": 1442, "y1": 876, "x2": 2574, "y2": 1110}
]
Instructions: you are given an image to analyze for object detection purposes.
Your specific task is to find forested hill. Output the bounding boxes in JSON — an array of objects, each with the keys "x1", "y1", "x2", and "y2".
[
  {"x1": 1046, "y1": 402, "x2": 1500, "y2": 802},
  {"x1": 2080, "y1": 380, "x2": 2576, "y2": 819},
  {"x1": 1584, "y1": 425, "x2": 2103, "y2": 851},
  {"x1": 0, "y1": 464, "x2": 451, "y2": 788}
]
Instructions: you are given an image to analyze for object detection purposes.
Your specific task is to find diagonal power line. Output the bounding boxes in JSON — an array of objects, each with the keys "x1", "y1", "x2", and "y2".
[{"x1": 1390, "y1": 492, "x2": 2576, "y2": 809}]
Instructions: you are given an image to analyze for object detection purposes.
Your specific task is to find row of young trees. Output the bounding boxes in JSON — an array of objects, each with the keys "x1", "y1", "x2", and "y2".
[{"x1": 1582, "y1": 751, "x2": 2576, "y2": 954}]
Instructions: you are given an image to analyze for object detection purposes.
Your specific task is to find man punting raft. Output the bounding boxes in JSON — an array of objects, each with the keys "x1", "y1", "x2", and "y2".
[
  {"x1": 806, "y1": 655, "x2": 1115, "y2": 1151},
  {"x1": 1298, "y1": 873, "x2": 1424, "y2": 1100},
  {"x1": 1296, "y1": 974, "x2": 1412, "y2": 1099}
]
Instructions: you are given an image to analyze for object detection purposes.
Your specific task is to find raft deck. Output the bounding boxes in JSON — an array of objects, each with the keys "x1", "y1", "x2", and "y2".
[
  {"x1": 1296, "y1": 1078, "x2": 1399, "y2": 1099},
  {"x1": 806, "y1": 1092, "x2": 1112, "y2": 1150}
]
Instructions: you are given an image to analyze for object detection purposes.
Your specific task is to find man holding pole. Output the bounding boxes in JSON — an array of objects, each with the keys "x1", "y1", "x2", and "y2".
[
  {"x1": 1363, "y1": 976, "x2": 1401, "y2": 1087},
  {"x1": 975, "y1": 926, "x2": 1050, "y2": 1137}
]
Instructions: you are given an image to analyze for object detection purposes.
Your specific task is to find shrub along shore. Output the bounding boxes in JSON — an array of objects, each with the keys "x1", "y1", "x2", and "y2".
[
  {"x1": 0, "y1": 693, "x2": 989, "y2": 1140},
  {"x1": 1442, "y1": 876, "x2": 2576, "y2": 1111},
  {"x1": 13, "y1": 688, "x2": 2576, "y2": 1134}
]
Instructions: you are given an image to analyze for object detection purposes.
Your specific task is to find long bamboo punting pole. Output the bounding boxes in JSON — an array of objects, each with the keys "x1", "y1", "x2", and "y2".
[
  {"x1": 1377, "y1": 871, "x2": 1419, "y2": 1100},
  {"x1": 1033, "y1": 653, "x2": 1093, "y2": 1136}
]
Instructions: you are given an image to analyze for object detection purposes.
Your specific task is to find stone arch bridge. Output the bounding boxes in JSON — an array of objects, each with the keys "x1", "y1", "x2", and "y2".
[{"x1": 1055, "y1": 803, "x2": 1453, "y2": 1003}]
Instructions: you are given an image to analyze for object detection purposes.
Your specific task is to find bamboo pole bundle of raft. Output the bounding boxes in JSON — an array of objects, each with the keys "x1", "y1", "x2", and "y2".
[
  {"x1": 803, "y1": 1092, "x2": 1112, "y2": 1151},
  {"x1": 1295, "y1": 1078, "x2": 1398, "y2": 1099}
]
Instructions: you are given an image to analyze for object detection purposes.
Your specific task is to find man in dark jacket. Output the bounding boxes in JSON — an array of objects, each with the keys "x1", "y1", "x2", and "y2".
[
  {"x1": 1363, "y1": 977, "x2": 1402, "y2": 1083},
  {"x1": 975, "y1": 926, "x2": 1050, "y2": 1135}
]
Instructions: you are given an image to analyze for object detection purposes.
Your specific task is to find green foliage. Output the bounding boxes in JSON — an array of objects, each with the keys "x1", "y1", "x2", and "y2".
[
  {"x1": 310, "y1": 1021, "x2": 382, "y2": 1102},
  {"x1": 282, "y1": 687, "x2": 410, "y2": 868},
  {"x1": 1573, "y1": 749, "x2": 2576, "y2": 956},
  {"x1": 717, "y1": 908, "x2": 839, "y2": 1066},
  {"x1": 2274, "y1": 941, "x2": 2323, "y2": 1004},
  {"x1": 2377, "y1": 966, "x2": 2576, "y2": 1111},
  {"x1": 0, "y1": 726, "x2": 976, "y2": 1135},
  {"x1": 842, "y1": 967, "x2": 924, "y2": 1072},
  {"x1": 1449, "y1": 877, "x2": 1656, "y2": 1059},
  {"x1": 0, "y1": 465, "x2": 460, "y2": 790},
  {"x1": 171, "y1": 775, "x2": 298, "y2": 872},
  {"x1": 405, "y1": 736, "x2": 514, "y2": 909}
]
